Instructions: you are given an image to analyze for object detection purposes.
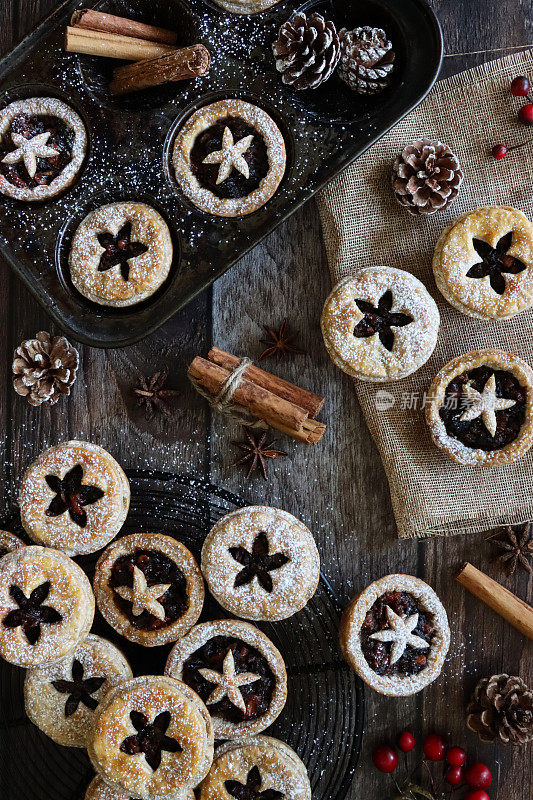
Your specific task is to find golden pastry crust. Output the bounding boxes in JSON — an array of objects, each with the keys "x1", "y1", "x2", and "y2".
[
  {"x1": 199, "y1": 736, "x2": 311, "y2": 800},
  {"x1": 211, "y1": 0, "x2": 280, "y2": 12},
  {"x1": 24, "y1": 633, "x2": 132, "y2": 747},
  {"x1": 340, "y1": 574, "x2": 450, "y2": 697},
  {"x1": 19, "y1": 440, "x2": 130, "y2": 556},
  {"x1": 94, "y1": 533, "x2": 204, "y2": 647},
  {"x1": 0, "y1": 97, "x2": 87, "y2": 201},
  {"x1": 84, "y1": 776, "x2": 195, "y2": 800},
  {"x1": 321, "y1": 268, "x2": 440, "y2": 381},
  {"x1": 201, "y1": 506, "x2": 320, "y2": 622},
  {"x1": 425, "y1": 348, "x2": 533, "y2": 466},
  {"x1": 173, "y1": 99, "x2": 286, "y2": 218},
  {"x1": 69, "y1": 202, "x2": 173, "y2": 307},
  {"x1": 165, "y1": 619, "x2": 287, "y2": 740},
  {"x1": 0, "y1": 530, "x2": 25, "y2": 558},
  {"x1": 433, "y1": 206, "x2": 533, "y2": 320},
  {"x1": 0, "y1": 545, "x2": 95, "y2": 668},
  {"x1": 88, "y1": 675, "x2": 214, "y2": 800}
]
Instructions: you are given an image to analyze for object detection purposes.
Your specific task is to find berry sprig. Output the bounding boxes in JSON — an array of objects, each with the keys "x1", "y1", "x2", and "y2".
[
  {"x1": 492, "y1": 75, "x2": 533, "y2": 160},
  {"x1": 372, "y1": 731, "x2": 493, "y2": 799}
]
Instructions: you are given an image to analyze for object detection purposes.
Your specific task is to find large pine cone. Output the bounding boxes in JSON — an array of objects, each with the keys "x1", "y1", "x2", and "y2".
[
  {"x1": 12, "y1": 331, "x2": 79, "y2": 406},
  {"x1": 337, "y1": 26, "x2": 395, "y2": 94},
  {"x1": 392, "y1": 138, "x2": 464, "y2": 216},
  {"x1": 272, "y1": 12, "x2": 340, "y2": 91},
  {"x1": 466, "y1": 674, "x2": 533, "y2": 745}
]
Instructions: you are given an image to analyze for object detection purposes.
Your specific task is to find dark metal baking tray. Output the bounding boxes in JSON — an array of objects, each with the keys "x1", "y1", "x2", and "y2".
[{"x1": 0, "y1": 0, "x2": 442, "y2": 347}]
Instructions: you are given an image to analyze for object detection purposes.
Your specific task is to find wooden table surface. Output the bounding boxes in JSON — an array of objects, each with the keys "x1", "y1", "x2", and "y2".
[{"x1": 1, "y1": 2, "x2": 532, "y2": 799}]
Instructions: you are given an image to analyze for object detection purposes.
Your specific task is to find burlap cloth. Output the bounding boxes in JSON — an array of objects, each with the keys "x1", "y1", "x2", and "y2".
[{"x1": 317, "y1": 50, "x2": 533, "y2": 539}]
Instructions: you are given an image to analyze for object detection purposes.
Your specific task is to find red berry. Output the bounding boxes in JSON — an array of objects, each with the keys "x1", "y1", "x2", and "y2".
[
  {"x1": 372, "y1": 745, "x2": 398, "y2": 773},
  {"x1": 445, "y1": 766, "x2": 464, "y2": 786},
  {"x1": 397, "y1": 731, "x2": 416, "y2": 752},
  {"x1": 464, "y1": 791, "x2": 490, "y2": 800},
  {"x1": 465, "y1": 763, "x2": 492, "y2": 789},
  {"x1": 423, "y1": 734, "x2": 446, "y2": 761},
  {"x1": 511, "y1": 75, "x2": 531, "y2": 96},
  {"x1": 519, "y1": 103, "x2": 533, "y2": 125},
  {"x1": 492, "y1": 144, "x2": 508, "y2": 159},
  {"x1": 446, "y1": 746, "x2": 466, "y2": 766}
]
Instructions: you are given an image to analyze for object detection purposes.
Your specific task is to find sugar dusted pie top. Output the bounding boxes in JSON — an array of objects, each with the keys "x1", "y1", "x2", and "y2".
[
  {"x1": 321, "y1": 268, "x2": 440, "y2": 381},
  {"x1": 201, "y1": 506, "x2": 320, "y2": 621}
]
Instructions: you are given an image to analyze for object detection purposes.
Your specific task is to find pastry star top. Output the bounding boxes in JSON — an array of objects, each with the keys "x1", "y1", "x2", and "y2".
[
  {"x1": 2, "y1": 131, "x2": 59, "y2": 179},
  {"x1": 460, "y1": 374, "x2": 516, "y2": 437},
  {"x1": 198, "y1": 648, "x2": 259, "y2": 713},
  {"x1": 369, "y1": 606, "x2": 429, "y2": 665},
  {"x1": 115, "y1": 566, "x2": 170, "y2": 620},
  {"x1": 202, "y1": 126, "x2": 254, "y2": 185}
]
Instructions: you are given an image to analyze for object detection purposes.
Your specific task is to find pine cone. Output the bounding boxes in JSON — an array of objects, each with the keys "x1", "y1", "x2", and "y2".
[
  {"x1": 337, "y1": 26, "x2": 395, "y2": 94},
  {"x1": 392, "y1": 138, "x2": 464, "y2": 216},
  {"x1": 12, "y1": 331, "x2": 79, "y2": 407},
  {"x1": 272, "y1": 12, "x2": 340, "y2": 91},
  {"x1": 466, "y1": 674, "x2": 533, "y2": 746}
]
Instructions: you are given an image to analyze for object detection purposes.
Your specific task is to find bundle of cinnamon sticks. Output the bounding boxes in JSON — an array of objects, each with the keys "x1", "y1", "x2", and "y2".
[
  {"x1": 189, "y1": 348, "x2": 326, "y2": 444},
  {"x1": 65, "y1": 9, "x2": 210, "y2": 95}
]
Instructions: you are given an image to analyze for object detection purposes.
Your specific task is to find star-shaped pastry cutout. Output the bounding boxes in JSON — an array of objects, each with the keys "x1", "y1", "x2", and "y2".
[
  {"x1": 51, "y1": 658, "x2": 106, "y2": 717},
  {"x1": 466, "y1": 233, "x2": 527, "y2": 295},
  {"x1": 229, "y1": 531, "x2": 290, "y2": 593},
  {"x1": 202, "y1": 126, "x2": 254, "y2": 185},
  {"x1": 369, "y1": 606, "x2": 429, "y2": 665},
  {"x1": 225, "y1": 766, "x2": 285, "y2": 800},
  {"x1": 120, "y1": 710, "x2": 181, "y2": 771},
  {"x1": 2, "y1": 582, "x2": 62, "y2": 645},
  {"x1": 2, "y1": 131, "x2": 59, "y2": 179},
  {"x1": 114, "y1": 565, "x2": 170, "y2": 620},
  {"x1": 198, "y1": 648, "x2": 260, "y2": 713},
  {"x1": 460, "y1": 374, "x2": 516, "y2": 437}
]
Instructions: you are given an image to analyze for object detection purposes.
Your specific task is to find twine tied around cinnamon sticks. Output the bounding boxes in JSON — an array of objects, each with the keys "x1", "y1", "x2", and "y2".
[
  {"x1": 188, "y1": 348, "x2": 326, "y2": 444},
  {"x1": 189, "y1": 356, "x2": 268, "y2": 430}
]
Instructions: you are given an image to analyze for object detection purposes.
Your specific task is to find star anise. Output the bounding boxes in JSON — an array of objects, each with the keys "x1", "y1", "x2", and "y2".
[
  {"x1": 231, "y1": 428, "x2": 287, "y2": 480},
  {"x1": 259, "y1": 319, "x2": 304, "y2": 361},
  {"x1": 133, "y1": 369, "x2": 179, "y2": 420},
  {"x1": 51, "y1": 659, "x2": 106, "y2": 717},
  {"x1": 488, "y1": 522, "x2": 533, "y2": 575},
  {"x1": 466, "y1": 233, "x2": 527, "y2": 295}
]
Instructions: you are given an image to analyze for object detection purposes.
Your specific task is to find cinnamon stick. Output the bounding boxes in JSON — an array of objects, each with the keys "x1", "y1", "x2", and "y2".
[
  {"x1": 65, "y1": 26, "x2": 175, "y2": 61},
  {"x1": 188, "y1": 357, "x2": 325, "y2": 444},
  {"x1": 71, "y1": 9, "x2": 178, "y2": 45},
  {"x1": 456, "y1": 562, "x2": 533, "y2": 640},
  {"x1": 109, "y1": 45, "x2": 210, "y2": 95},
  {"x1": 208, "y1": 347, "x2": 324, "y2": 419}
]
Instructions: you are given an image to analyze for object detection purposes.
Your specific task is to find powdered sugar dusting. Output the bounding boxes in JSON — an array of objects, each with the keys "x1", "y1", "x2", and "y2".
[
  {"x1": 321, "y1": 267, "x2": 440, "y2": 381},
  {"x1": 19, "y1": 441, "x2": 130, "y2": 556},
  {"x1": 201, "y1": 506, "x2": 320, "y2": 621}
]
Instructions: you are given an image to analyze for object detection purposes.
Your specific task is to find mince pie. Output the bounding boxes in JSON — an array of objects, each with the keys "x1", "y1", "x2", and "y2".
[
  {"x1": 201, "y1": 506, "x2": 320, "y2": 622},
  {"x1": 0, "y1": 97, "x2": 87, "y2": 201},
  {"x1": 199, "y1": 736, "x2": 311, "y2": 800},
  {"x1": 0, "y1": 530, "x2": 25, "y2": 560},
  {"x1": 88, "y1": 675, "x2": 214, "y2": 800},
  {"x1": 433, "y1": 206, "x2": 533, "y2": 320},
  {"x1": 85, "y1": 776, "x2": 195, "y2": 800},
  {"x1": 0, "y1": 545, "x2": 94, "y2": 668},
  {"x1": 19, "y1": 440, "x2": 130, "y2": 556},
  {"x1": 69, "y1": 202, "x2": 173, "y2": 307},
  {"x1": 426, "y1": 348, "x2": 533, "y2": 466},
  {"x1": 25, "y1": 633, "x2": 132, "y2": 747},
  {"x1": 94, "y1": 533, "x2": 204, "y2": 647},
  {"x1": 173, "y1": 99, "x2": 286, "y2": 218},
  {"x1": 321, "y1": 268, "x2": 440, "y2": 381},
  {"x1": 340, "y1": 574, "x2": 450, "y2": 697},
  {"x1": 165, "y1": 619, "x2": 287, "y2": 740}
]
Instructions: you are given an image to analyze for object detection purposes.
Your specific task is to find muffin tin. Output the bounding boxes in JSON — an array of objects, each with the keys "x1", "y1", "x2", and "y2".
[{"x1": 0, "y1": 0, "x2": 442, "y2": 347}]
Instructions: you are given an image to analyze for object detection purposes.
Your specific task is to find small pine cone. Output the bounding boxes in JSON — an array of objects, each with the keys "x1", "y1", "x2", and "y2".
[
  {"x1": 337, "y1": 26, "x2": 395, "y2": 94},
  {"x1": 466, "y1": 674, "x2": 533, "y2": 746},
  {"x1": 272, "y1": 12, "x2": 340, "y2": 91},
  {"x1": 12, "y1": 331, "x2": 79, "y2": 407},
  {"x1": 392, "y1": 138, "x2": 464, "y2": 216}
]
